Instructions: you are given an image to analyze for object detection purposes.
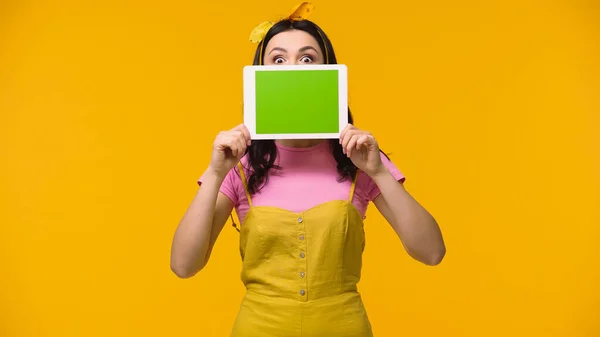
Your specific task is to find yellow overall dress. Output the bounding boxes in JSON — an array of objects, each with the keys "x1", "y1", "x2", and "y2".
[{"x1": 230, "y1": 163, "x2": 374, "y2": 337}]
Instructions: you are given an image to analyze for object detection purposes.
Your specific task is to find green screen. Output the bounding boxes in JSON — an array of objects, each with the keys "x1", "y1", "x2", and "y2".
[{"x1": 255, "y1": 69, "x2": 339, "y2": 134}]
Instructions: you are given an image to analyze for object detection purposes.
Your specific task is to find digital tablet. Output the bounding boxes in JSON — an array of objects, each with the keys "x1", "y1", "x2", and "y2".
[{"x1": 243, "y1": 64, "x2": 348, "y2": 140}]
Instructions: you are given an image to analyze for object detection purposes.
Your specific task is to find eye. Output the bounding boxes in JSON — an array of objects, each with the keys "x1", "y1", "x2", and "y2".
[
  {"x1": 300, "y1": 56, "x2": 314, "y2": 63},
  {"x1": 273, "y1": 56, "x2": 285, "y2": 64}
]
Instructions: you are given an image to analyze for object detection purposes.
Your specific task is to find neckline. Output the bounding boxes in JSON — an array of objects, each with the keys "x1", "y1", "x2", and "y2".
[
  {"x1": 239, "y1": 199, "x2": 365, "y2": 228},
  {"x1": 234, "y1": 161, "x2": 361, "y2": 230}
]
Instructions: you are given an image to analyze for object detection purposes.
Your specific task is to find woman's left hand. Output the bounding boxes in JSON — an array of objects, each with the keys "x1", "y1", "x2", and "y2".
[{"x1": 340, "y1": 124, "x2": 386, "y2": 177}]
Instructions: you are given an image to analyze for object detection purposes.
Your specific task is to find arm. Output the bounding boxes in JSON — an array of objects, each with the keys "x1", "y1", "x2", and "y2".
[
  {"x1": 339, "y1": 123, "x2": 446, "y2": 266},
  {"x1": 170, "y1": 123, "x2": 250, "y2": 278},
  {"x1": 170, "y1": 171, "x2": 234, "y2": 278},
  {"x1": 371, "y1": 169, "x2": 446, "y2": 266}
]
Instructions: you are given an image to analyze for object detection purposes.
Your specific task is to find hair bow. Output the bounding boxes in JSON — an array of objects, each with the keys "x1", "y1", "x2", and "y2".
[{"x1": 249, "y1": 2, "x2": 315, "y2": 44}]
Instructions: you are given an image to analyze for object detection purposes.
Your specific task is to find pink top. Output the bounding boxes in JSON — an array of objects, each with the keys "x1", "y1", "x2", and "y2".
[{"x1": 198, "y1": 141, "x2": 405, "y2": 224}]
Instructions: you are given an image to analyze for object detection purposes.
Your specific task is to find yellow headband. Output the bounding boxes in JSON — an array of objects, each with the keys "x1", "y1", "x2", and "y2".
[
  {"x1": 249, "y1": 2, "x2": 329, "y2": 65},
  {"x1": 249, "y1": 2, "x2": 314, "y2": 43}
]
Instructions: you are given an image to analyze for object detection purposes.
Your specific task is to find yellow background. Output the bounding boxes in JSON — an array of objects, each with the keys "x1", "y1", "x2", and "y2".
[{"x1": 1, "y1": 0, "x2": 599, "y2": 336}]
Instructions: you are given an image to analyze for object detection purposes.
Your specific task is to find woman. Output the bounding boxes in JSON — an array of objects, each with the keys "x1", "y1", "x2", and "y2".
[{"x1": 170, "y1": 5, "x2": 446, "y2": 336}]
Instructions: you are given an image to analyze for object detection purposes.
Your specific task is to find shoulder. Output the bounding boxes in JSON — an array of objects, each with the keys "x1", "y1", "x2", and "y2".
[
  {"x1": 225, "y1": 155, "x2": 252, "y2": 188},
  {"x1": 379, "y1": 151, "x2": 406, "y2": 183},
  {"x1": 355, "y1": 151, "x2": 405, "y2": 202},
  {"x1": 197, "y1": 155, "x2": 250, "y2": 206},
  {"x1": 197, "y1": 154, "x2": 249, "y2": 184}
]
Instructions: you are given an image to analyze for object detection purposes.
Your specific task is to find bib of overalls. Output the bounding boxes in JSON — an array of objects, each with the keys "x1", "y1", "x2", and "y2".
[{"x1": 230, "y1": 163, "x2": 373, "y2": 337}]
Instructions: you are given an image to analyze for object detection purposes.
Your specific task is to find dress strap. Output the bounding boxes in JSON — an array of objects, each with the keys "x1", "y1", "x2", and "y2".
[
  {"x1": 229, "y1": 162, "x2": 252, "y2": 233},
  {"x1": 237, "y1": 162, "x2": 253, "y2": 208},
  {"x1": 348, "y1": 170, "x2": 359, "y2": 202}
]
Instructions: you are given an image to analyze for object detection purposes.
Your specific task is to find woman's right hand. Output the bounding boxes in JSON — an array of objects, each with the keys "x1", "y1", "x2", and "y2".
[{"x1": 208, "y1": 124, "x2": 252, "y2": 178}]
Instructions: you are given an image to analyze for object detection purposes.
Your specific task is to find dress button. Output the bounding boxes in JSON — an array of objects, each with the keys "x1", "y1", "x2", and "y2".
[
  {"x1": 297, "y1": 217, "x2": 303, "y2": 223},
  {"x1": 300, "y1": 271, "x2": 305, "y2": 278},
  {"x1": 300, "y1": 289, "x2": 305, "y2": 296},
  {"x1": 300, "y1": 252, "x2": 305, "y2": 258},
  {"x1": 299, "y1": 234, "x2": 305, "y2": 240}
]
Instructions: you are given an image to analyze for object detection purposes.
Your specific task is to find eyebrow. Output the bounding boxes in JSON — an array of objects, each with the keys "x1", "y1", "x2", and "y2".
[{"x1": 268, "y1": 46, "x2": 319, "y2": 55}]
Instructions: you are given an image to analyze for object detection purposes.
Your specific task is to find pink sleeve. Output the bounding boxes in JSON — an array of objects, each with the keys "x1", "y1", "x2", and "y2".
[
  {"x1": 198, "y1": 166, "x2": 242, "y2": 207},
  {"x1": 363, "y1": 152, "x2": 406, "y2": 202}
]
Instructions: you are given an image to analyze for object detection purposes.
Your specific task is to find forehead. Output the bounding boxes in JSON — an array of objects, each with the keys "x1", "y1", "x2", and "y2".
[{"x1": 265, "y1": 29, "x2": 320, "y2": 52}]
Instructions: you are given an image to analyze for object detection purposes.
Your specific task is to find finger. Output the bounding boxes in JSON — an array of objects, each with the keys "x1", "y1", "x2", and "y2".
[
  {"x1": 221, "y1": 131, "x2": 245, "y2": 156},
  {"x1": 339, "y1": 123, "x2": 355, "y2": 144},
  {"x1": 341, "y1": 129, "x2": 357, "y2": 153},
  {"x1": 223, "y1": 139, "x2": 235, "y2": 157},
  {"x1": 339, "y1": 124, "x2": 351, "y2": 144},
  {"x1": 237, "y1": 124, "x2": 252, "y2": 146},
  {"x1": 235, "y1": 134, "x2": 246, "y2": 158},
  {"x1": 233, "y1": 130, "x2": 247, "y2": 149},
  {"x1": 346, "y1": 134, "x2": 359, "y2": 157},
  {"x1": 356, "y1": 135, "x2": 370, "y2": 149},
  {"x1": 214, "y1": 134, "x2": 227, "y2": 150},
  {"x1": 231, "y1": 124, "x2": 245, "y2": 140},
  {"x1": 340, "y1": 130, "x2": 352, "y2": 154},
  {"x1": 232, "y1": 123, "x2": 245, "y2": 131},
  {"x1": 224, "y1": 136, "x2": 239, "y2": 157}
]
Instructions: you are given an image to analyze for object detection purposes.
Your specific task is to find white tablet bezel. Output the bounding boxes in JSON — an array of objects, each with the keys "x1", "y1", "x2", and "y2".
[{"x1": 243, "y1": 64, "x2": 348, "y2": 140}]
